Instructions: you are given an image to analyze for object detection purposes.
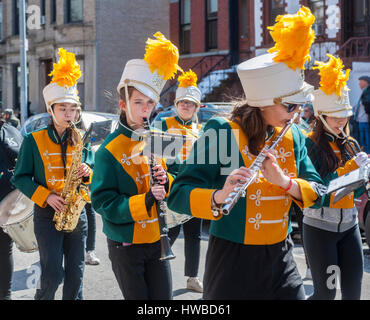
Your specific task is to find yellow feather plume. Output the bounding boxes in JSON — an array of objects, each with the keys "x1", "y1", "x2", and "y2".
[
  {"x1": 313, "y1": 54, "x2": 350, "y2": 97},
  {"x1": 267, "y1": 6, "x2": 316, "y2": 70},
  {"x1": 144, "y1": 32, "x2": 183, "y2": 80},
  {"x1": 178, "y1": 69, "x2": 198, "y2": 88},
  {"x1": 49, "y1": 48, "x2": 82, "y2": 88}
]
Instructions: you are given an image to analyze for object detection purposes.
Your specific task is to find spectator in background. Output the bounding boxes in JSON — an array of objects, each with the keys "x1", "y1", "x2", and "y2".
[
  {"x1": 3, "y1": 109, "x2": 20, "y2": 129},
  {"x1": 353, "y1": 76, "x2": 370, "y2": 153}
]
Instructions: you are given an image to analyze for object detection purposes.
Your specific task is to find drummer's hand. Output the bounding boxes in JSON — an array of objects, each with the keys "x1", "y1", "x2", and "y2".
[
  {"x1": 46, "y1": 194, "x2": 66, "y2": 212},
  {"x1": 213, "y1": 167, "x2": 253, "y2": 204},
  {"x1": 76, "y1": 163, "x2": 91, "y2": 178},
  {"x1": 151, "y1": 185, "x2": 166, "y2": 201},
  {"x1": 261, "y1": 151, "x2": 290, "y2": 188},
  {"x1": 152, "y1": 164, "x2": 167, "y2": 185}
]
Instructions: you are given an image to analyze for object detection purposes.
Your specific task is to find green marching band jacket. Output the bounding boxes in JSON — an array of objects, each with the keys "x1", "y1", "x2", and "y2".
[
  {"x1": 12, "y1": 126, "x2": 94, "y2": 208},
  {"x1": 167, "y1": 117, "x2": 324, "y2": 246},
  {"x1": 91, "y1": 122, "x2": 174, "y2": 244}
]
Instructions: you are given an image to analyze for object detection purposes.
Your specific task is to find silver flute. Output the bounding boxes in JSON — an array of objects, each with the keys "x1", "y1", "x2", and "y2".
[{"x1": 220, "y1": 112, "x2": 300, "y2": 216}]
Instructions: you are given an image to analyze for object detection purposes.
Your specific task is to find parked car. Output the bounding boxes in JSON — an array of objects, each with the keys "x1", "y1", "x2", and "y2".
[
  {"x1": 152, "y1": 102, "x2": 235, "y2": 125},
  {"x1": 20, "y1": 111, "x2": 119, "y2": 149}
]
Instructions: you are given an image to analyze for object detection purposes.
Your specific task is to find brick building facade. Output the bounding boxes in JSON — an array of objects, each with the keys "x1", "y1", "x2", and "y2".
[
  {"x1": 0, "y1": 0, "x2": 169, "y2": 117},
  {"x1": 168, "y1": 0, "x2": 370, "y2": 106}
]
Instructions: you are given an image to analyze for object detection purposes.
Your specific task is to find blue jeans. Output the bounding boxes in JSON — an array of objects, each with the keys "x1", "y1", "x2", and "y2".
[
  {"x1": 358, "y1": 122, "x2": 370, "y2": 154},
  {"x1": 85, "y1": 203, "x2": 96, "y2": 252},
  {"x1": 33, "y1": 205, "x2": 87, "y2": 300}
]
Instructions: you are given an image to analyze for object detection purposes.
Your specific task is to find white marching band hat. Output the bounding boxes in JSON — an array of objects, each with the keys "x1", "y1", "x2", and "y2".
[
  {"x1": 116, "y1": 32, "x2": 182, "y2": 108},
  {"x1": 174, "y1": 69, "x2": 201, "y2": 107},
  {"x1": 237, "y1": 6, "x2": 316, "y2": 107},
  {"x1": 237, "y1": 54, "x2": 314, "y2": 107},
  {"x1": 117, "y1": 59, "x2": 165, "y2": 105},
  {"x1": 312, "y1": 54, "x2": 352, "y2": 119},
  {"x1": 43, "y1": 48, "x2": 82, "y2": 111}
]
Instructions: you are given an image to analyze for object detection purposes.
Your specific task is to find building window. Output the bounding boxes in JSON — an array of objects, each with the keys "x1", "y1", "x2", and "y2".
[
  {"x1": 206, "y1": 0, "x2": 218, "y2": 50},
  {"x1": 240, "y1": 0, "x2": 248, "y2": 39},
  {"x1": 41, "y1": 0, "x2": 46, "y2": 26},
  {"x1": 51, "y1": 0, "x2": 57, "y2": 24},
  {"x1": 270, "y1": 0, "x2": 285, "y2": 25},
  {"x1": 66, "y1": 0, "x2": 83, "y2": 23},
  {"x1": 309, "y1": 0, "x2": 325, "y2": 36},
  {"x1": 13, "y1": 0, "x2": 19, "y2": 36},
  {"x1": 180, "y1": 0, "x2": 191, "y2": 54}
]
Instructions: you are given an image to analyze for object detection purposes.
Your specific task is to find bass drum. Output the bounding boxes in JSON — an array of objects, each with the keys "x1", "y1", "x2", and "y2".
[
  {"x1": 0, "y1": 189, "x2": 38, "y2": 253},
  {"x1": 163, "y1": 202, "x2": 193, "y2": 229}
]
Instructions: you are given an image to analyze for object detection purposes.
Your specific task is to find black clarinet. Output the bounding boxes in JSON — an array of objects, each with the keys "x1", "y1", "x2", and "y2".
[{"x1": 144, "y1": 118, "x2": 175, "y2": 261}]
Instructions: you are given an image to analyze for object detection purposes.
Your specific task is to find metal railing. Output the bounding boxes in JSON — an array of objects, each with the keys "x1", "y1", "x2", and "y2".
[
  {"x1": 160, "y1": 53, "x2": 232, "y2": 107},
  {"x1": 337, "y1": 37, "x2": 370, "y2": 66}
]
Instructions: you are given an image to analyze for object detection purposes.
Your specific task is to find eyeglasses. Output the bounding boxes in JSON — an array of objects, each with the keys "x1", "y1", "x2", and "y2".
[{"x1": 280, "y1": 102, "x2": 302, "y2": 113}]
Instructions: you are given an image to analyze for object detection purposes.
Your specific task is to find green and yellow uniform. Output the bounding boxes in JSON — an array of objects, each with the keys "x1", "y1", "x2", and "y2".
[
  {"x1": 12, "y1": 126, "x2": 93, "y2": 206},
  {"x1": 168, "y1": 117, "x2": 323, "y2": 245},
  {"x1": 91, "y1": 121, "x2": 174, "y2": 244}
]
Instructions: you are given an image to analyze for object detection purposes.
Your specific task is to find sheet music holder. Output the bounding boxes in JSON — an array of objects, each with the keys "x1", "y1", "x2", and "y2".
[
  {"x1": 142, "y1": 130, "x2": 189, "y2": 160},
  {"x1": 326, "y1": 166, "x2": 369, "y2": 204}
]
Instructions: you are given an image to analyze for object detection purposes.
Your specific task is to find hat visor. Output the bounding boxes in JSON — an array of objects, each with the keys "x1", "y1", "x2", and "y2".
[
  {"x1": 175, "y1": 96, "x2": 201, "y2": 107},
  {"x1": 319, "y1": 109, "x2": 353, "y2": 118},
  {"x1": 48, "y1": 97, "x2": 81, "y2": 109},
  {"x1": 281, "y1": 82, "x2": 314, "y2": 105},
  {"x1": 117, "y1": 82, "x2": 159, "y2": 105}
]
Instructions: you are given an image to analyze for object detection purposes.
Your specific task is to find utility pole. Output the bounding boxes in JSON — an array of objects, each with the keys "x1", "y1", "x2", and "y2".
[{"x1": 19, "y1": 0, "x2": 28, "y2": 125}]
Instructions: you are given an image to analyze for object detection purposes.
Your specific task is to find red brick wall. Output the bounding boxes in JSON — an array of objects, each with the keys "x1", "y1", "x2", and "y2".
[
  {"x1": 191, "y1": 0, "x2": 206, "y2": 53},
  {"x1": 218, "y1": 0, "x2": 229, "y2": 51},
  {"x1": 170, "y1": 1, "x2": 180, "y2": 47}
]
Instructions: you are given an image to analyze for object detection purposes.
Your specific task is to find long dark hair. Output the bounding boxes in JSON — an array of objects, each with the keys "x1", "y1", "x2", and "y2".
[
  {"x1": 230, "y1": 100, "x2": 272, "y2": 156},
  {"x1": 309, "y1": 117, "x2": 351, "y2": 177}
]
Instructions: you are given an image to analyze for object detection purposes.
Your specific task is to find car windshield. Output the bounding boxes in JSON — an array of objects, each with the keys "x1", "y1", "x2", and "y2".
[{"x1": 20, "y1": 112, "x2": 119, "y2": 146}]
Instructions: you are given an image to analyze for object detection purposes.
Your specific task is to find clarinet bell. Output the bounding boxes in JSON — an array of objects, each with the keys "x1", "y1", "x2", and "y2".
[{"x1": 160, "y1": 237, "x2": 176, "y2": 261}]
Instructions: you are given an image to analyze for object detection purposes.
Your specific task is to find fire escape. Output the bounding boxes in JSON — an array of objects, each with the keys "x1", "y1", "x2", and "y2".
[
  {"x1": 160, "y1": 53, "x2": 233, "y2": 107},
  {"x1": 337, "y1": 37, "x2": 370, "y2": 68}
]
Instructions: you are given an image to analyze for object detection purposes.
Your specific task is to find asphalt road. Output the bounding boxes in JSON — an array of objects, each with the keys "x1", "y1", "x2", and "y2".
[{"x1": 9, "y1": 215, "x2": 370, "y2": 300}]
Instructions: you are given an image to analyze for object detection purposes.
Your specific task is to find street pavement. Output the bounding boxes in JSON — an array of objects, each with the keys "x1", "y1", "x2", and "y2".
[{"x1": 10, "y1": 215, "x2": 370, "y2": 300}]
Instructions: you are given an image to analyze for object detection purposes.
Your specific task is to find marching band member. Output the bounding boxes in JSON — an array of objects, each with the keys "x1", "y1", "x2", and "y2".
[
  {"x1": 155, "y1": 70, "x2": 204, "y2": 293},
  {"x1": 91, "y1": 32, "x2": 180, "y2": 300},
  {"x1": 12, "y1": 48, "x2": 93, "y2": 300},
  {"x1": 303, "y1": 54, "x2": 369, "y2": 300},
  {"x1": 0, "y1": 120, "x2": 23, "y2": 300},
  {"x1": 167, "y1": 7, "x2": 325, "y2": 299}
]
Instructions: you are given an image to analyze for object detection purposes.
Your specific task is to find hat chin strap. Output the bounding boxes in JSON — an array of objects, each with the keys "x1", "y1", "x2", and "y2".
[
  {"x1": 48, "y1": 106, "x2": 62, "y2": 127},
  {"x1": 124, "y1": 83, "x2": 135, "y2": 124},
  {"x1": 319, "y1": 114, "x2": 340, "y2": 138}
]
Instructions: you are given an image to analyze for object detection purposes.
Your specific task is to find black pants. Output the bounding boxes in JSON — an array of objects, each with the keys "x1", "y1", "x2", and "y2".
[
  {"x1": 107, "y1": 238, "x2": 172, "y2": 300},
  {"x1": 168, "y1": 217, "x2": 202, "y2": 277},
  {"x1": 0, "y1": 228, "x2": 13, "y2": 300},
  {"x1": 203, "y1": 235, "x2": 306, "y2": 300},
  {"x1": 303, "y1": 223, "x2": 363, "y2": 300}
]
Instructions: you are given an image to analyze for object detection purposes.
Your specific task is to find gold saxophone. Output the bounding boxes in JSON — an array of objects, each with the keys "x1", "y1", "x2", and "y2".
[{"x1": 53, "y1": 123, "x2": 91, "y2": 232}]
